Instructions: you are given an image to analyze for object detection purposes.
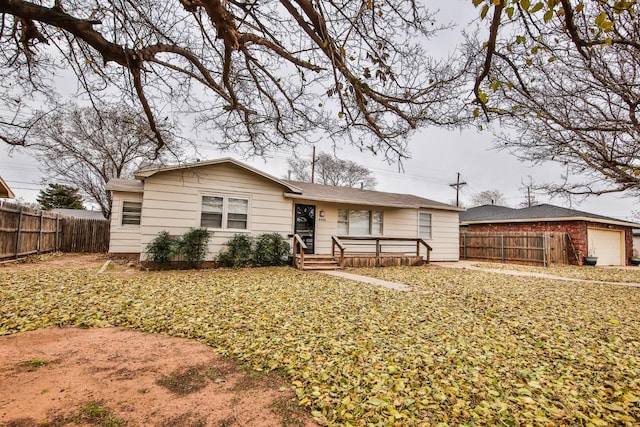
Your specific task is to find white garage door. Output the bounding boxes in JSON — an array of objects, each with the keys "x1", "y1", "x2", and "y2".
[{"x1": 587, "y1": 228, "x2": 624, "y2": 266}]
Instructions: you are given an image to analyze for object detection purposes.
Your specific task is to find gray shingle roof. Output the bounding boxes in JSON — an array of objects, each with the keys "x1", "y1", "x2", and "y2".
[
  {"x1": 51, "y1": 209, "x2": 106, "y2": 220},
  {"x1": 461, "y1": 204, "x2": 638, "y2": 227},
  {"x1": 107, "y1": 158, "x2": 462, "y2": 212},
  {"x1": 458, "y1": 205, "x2": 515, "y2": 221},
  {"x1": 284, "y1": 180, "x2": 463, "y2": 211}
]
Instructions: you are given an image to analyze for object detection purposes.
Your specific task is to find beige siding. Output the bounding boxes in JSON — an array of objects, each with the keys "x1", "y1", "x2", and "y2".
[
  {"x1": 109, "y1": 191, "x2": 143, "y2": 254},
  {"x1": 290, "y1": 201, "x2": 459, "y2": 261},
  {"x1": 109, "y1": 163, "x2": 460, "y2": 262},
  {"x1": 425, "y1": 209, "x2": 460, "y2": 261},
  {"x1": 140, "y1": 163, "x2": 292, "y2": 260}
]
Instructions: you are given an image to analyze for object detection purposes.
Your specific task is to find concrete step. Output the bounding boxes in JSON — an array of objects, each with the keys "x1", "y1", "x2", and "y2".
[
  {"x1": 302, "y1": 264, "x2": 341, "y2": 271},
  {"x1": 295, "y1": 254, "x2": 341, "y2": 270}
]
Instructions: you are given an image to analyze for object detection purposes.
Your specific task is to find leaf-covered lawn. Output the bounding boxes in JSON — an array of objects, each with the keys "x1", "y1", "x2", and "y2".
[
  {"x1": 473, "y1": 262, "x2": 640, "y2": 283},
  {"x1": 1, "y1": 266, "x2": 639, "y2": 426}
]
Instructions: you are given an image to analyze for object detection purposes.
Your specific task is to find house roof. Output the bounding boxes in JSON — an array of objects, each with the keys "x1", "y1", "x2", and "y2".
[
  {"x1": 283, "y1": 180, "x2": 464, "y2": 211},
  {"x1": 133, "y1": 158, "x2": 302, "y2": 193},
  {"x1": 107, "y1": 158, "x2": 461, "y2": 212},
  {"x1": 0, "y1": 176, "x2": 15, "y2": 198},
  {"x1": 460, "y1": 203, "x2": 639, "y2": 228},
  {"x1": 51, "y1": 208, "x2": 106, "y2": 220},
  {"x1": 106, "y1": 178, "x2": 144, "y2": 193}
]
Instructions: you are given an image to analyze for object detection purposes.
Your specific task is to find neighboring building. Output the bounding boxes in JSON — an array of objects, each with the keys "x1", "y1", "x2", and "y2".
[
  {"x1": 460, "y1": 204, "x2": 638, "y2": 266},
  {"x1": 633, "y1": 229, "x2": 640, "y2": 257},
  {"x1": 0, "y1": 176, "x2": 15, "y2": 199},
  {"x1": 106, "y1": 158, "x2": 463, "y2": 265},
  {"x1": 51, "y1": 208, "x2": 106, "y2": 220}
]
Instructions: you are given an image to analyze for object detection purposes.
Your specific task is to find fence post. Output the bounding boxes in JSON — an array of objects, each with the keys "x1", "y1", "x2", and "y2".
[
  {"x1": 15, "y1": 206, "x2": 24, "y2": 259},
  {"x1": 37, "y1": 210, "x2": 44, "y2": 254},
  {"x1": 501, "y1": 235, "x2": 505, "y2": 263},
  {"x1": 55, "y1": 215, "x2": 60, "y2": 252},
  {"x1": 543, "y1": 234, "x2": 547, "y2": 266}
]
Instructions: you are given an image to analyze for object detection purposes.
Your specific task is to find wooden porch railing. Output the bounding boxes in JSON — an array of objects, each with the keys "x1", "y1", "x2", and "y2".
[
  {"x1": 331, "y1": 236, "x2": 432, "y2": 267},
  {"x1": 291, "y1": 233, "x2": 307, "y2": 269}
]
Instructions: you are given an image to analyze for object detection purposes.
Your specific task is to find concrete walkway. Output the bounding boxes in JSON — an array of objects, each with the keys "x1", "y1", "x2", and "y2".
[
  {"x1": 437, "y1": 261, "x2": 640, "y2": 288},
  {"x1": 316, "y1": 261, "x2": 640, "y2": 291},
  {"x1": 318, "y1": 270, "x2": 412, "y2": 291}
]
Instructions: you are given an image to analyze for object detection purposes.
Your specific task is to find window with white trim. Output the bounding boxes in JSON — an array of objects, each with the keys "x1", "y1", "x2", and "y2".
[
  {"x1": 419, "y1": 212, "x2": 432, "y2": 239},
  {"x1": 121, "y1": 201, "x2": 142, "y2": 226},
  {"x1": 337, "y1": 209, "x2": 383, "y2": 235},
  {"x1": 227, "y1": 198, "x2": 248, "y2": 229},
  {"x1": 200, "y1": 195, "x2": 249, "y2": 230}
]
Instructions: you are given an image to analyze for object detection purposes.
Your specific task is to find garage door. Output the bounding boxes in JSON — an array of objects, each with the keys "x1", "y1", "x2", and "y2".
[{"x1": 587, "y1": 228, "x2": 624, "y2": 266}]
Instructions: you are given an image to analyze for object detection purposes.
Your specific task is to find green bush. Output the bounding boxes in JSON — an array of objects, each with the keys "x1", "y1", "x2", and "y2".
[
  {"x1": 146, "y1": 231, "x2": 176, "y2": 265},
  {"x1": 253, "y1": 233, "x2": 291, "y2": 267},
  {"x1": 145, "y1": 229, "x2": 211, "y2": 269},
  {"x1": 217, "y1": 234, "x2": 254, "y2": 268},
  {"x1": 176, "y1": 228, "x2": 211, "y2": 268}
]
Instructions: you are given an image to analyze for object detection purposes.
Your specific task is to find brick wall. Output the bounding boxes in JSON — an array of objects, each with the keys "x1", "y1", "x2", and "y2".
[{"x1": 466, "y1": 221, "x2": 632, "y2": 265}]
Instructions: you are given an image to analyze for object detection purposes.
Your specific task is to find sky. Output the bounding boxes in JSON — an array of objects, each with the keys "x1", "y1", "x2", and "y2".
[{"x1": 1, "y1": 1, "x2": 638, "y2": 221}]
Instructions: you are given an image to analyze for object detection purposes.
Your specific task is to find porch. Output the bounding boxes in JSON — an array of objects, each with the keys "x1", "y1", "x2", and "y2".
[{"x1": 292, "y1": 235, "x2": 432, "y2": 270}]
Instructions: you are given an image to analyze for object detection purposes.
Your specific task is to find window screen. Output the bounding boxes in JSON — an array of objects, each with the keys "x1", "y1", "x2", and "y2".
[{"x1": 121, "y1": 201, "x2": 142, "y2": 226}]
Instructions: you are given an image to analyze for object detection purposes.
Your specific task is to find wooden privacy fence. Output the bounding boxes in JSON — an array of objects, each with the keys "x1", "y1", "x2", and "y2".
[
  {"x1": 0, "y1": 202, "x2": 109, "y2": 260},
  {"x1": 460, "y1": 232, "x2": 569, "y2": 266}
]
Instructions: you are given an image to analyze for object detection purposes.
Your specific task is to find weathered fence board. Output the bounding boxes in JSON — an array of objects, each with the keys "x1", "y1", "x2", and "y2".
[
  {"x1": 460, "y1": 232, "x2": 569, "y2": 266},
  {"x1": 0, "y1": 202, "x2": 109, "y2": 259},
  {"x1": 59, "y1": 217, "x2": 110, "y2": 253}
]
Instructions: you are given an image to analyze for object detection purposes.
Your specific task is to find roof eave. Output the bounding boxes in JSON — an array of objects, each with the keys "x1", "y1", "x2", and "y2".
[
  {"x1": 284, "y1": 193, "x2": 462, "y2": 211},
  {"x1": 0, "y1": 177, "x2": 15, "y2": 199},
  {"x1": 105, "y1": 180, "x2": 144, "y2": 193},
  {"x1": 461, "y1": 216, "x2": 639, "y2": 228}
]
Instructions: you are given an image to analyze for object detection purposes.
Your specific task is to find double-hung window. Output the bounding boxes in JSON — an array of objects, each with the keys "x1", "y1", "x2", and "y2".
[
  {"x1": 201, "y1": 195, "x2": 249, "y2": 230},
  {"x1": 419, "y1": 212, "x2": 432, "y2": 239},
  {"x1": 227, "y1": 198, "x2": 248, "y2": 229},
  {"x1": 121, "y1": 201, "x2": 142, "y2": 226},
  {"x1": 337, "y1": 209, "x2": 383, "y2": 235}
]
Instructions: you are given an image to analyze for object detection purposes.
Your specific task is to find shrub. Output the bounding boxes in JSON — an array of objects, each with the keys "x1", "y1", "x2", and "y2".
[
  {"x1": 176, "y1": 228, "x2": 211, "y2": 268},
  {"x1": 253, "y1": 233, "x2": 291, "y2": 267},
  {"x1": 146, "y1": 231, "x2": 176, "y2": 265},
  {"x1": 145, "y1": 229, "x2": 211, "y2": 269},
  {"x1": 217, "y1": 234, "x2": 253, "y2": 268}
]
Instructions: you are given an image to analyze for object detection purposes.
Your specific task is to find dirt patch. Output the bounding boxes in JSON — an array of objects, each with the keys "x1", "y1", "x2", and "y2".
[
  {"x1": 0, "y1": 253, "x2": 108, "y2": 271},
  {"x1": 0, "y1": 328, "x2": 316, "y2": 427},
  {"x1": 0, "y1": 254, "x2": 316, "y2": 426}
]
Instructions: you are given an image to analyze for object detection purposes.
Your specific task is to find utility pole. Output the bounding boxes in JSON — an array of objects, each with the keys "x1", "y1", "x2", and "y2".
[
  {"x1": 449, "y1": 172, "x2": 467, "y2": 207},
  {"x1": 310, "y1": 145, "x2": 316, "y2": 184}
]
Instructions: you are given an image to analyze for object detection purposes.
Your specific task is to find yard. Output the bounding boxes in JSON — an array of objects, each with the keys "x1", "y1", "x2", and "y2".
[{"x1": 1, "y1": 257, "x2": 639, "y2": 426}]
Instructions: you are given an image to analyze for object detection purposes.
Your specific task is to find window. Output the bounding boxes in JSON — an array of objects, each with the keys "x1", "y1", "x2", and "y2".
[
  {"x1": 227, "y1": 198, "x2": 248, "y2": 229},
  {"x1": 200, "y1": 195, "x2": 249, "y2": 230},
  {"x1": 337, "y1": 209, "x2": 383, "y2": 235},
  {"x1": 372, "y1": 211, "x2": 383, "y2": 235},
  {"x1": 337, "y1": 209, "x2": 348, "y2": 234},
  {"x1": 419, "y1": 213, "x2": 432, "y2": 239},
  {"x1": 201, "y1": 196, "x2": 223, "y2": 228},
  {"x1": 121, "y1": 201, "x2": 142, "y2": 226},
  {"x1": 349, "y1": 210, "x2": 370, "y2": 234}
]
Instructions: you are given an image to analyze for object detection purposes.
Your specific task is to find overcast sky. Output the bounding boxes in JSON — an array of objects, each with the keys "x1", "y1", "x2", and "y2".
[{"x1": 1, "y1": 1, "x2": 638, "y2": 221}]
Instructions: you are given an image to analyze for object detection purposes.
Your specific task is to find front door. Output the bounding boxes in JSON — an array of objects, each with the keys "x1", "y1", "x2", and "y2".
[{"x1": 294, "y1": 204, "x2": 315, "y2": 254}]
